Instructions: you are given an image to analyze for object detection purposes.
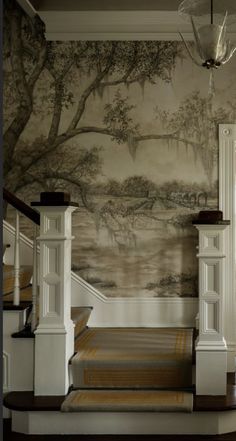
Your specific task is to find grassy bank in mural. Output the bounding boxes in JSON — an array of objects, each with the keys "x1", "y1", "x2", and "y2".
[{"x1": 3, "y1": 1, "x2": 236, "y2": 297}]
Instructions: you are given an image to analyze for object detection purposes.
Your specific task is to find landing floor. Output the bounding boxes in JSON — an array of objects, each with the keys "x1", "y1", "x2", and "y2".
[{"x1": 4, "y1": 374, "x2": 236, "y2": 413}]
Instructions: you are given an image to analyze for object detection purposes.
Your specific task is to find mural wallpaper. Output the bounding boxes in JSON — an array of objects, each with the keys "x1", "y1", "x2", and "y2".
[{"x1": 3, "y1": 1, "x2": 236, "y2": 298}]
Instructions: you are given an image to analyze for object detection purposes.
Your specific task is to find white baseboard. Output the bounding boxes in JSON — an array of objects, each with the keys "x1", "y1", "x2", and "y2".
[{"x1": 227, "y1": 342, "x2": 236, "y2": 372}]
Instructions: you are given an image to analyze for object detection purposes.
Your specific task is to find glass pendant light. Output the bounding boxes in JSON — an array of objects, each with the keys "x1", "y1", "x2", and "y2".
[{"x1": 178, "y1": 0, "x2": 236, "y2": 93}]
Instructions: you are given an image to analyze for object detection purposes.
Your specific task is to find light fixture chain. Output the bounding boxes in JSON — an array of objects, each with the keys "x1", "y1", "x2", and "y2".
[{"x1": 211, "y1": 0, "x2": 214, "y2": 24}]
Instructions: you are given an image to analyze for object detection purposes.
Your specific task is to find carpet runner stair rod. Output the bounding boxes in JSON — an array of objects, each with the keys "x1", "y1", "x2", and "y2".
[{"x1": 62, "y1": 327, "x2": 194, "y2": 413}]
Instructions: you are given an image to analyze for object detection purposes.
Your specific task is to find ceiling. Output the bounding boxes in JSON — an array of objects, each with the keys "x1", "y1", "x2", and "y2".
[
  {"x1": 16, "y1": 0, "x2": 236, "y2": 41},
  {"x1": 30, "y1": 0, "x2": 182, "y2": 11}
]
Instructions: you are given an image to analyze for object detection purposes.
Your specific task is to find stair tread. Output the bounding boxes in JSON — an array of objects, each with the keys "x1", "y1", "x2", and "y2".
[
  {"x1": 74, "y1": 327, "x2": 193, "y2": 360},
  {"x1": 3, "y1": 285, "x2": 33, "y2": 302},
  {"x1": 61, "y1": 389, "x2": 193, "y2": 412},
  {"x1": 3, "y1": 265, "x2": 33, "y2": 295},
  {"x1": 72, "y1": 328, "x2": 193, "y2": 389},
  {"x1": 3, "y1": 264, "x2": 32, "y2": 274}
]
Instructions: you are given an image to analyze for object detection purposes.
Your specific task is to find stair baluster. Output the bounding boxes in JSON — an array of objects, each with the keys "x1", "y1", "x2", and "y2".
[{"x1": 13, "y1": 211, "x2": 20, "y2": 306}]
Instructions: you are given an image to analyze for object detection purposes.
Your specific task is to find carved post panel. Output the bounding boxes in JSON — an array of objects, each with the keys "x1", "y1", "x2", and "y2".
[
  {"x1": 194, "y1": 219, "x2": 230, "y2": 395},
  {"x1": 31, "y1": 193, "x2": 78, "y2": 396}
]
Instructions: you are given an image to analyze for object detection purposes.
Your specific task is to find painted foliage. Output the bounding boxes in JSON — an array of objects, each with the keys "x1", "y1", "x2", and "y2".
[{"x1": 3, "y1": 1, "x2": 236, "y2": 297}]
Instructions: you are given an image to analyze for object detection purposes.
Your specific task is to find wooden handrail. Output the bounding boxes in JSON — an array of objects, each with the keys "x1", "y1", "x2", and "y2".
[{"x1": 3, "y1": 188, "x2": 40, "y2": 225}]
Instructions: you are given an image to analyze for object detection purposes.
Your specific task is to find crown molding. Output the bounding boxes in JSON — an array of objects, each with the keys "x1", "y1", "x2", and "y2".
[
  {"x1": 15, "y1": 3, "x2": 236, "y2": 41},
  {"x1": 39, "y1": 10, "x2": 236, "y2": 41}
]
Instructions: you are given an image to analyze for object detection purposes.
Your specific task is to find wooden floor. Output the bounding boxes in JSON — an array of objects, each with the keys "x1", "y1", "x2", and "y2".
[
  {"x1": 3, "y1": 420, "x2": 236, "y2": 441},
  {"x1": 4, "y1": 374, "x2": 236, "y2": 413},
  {"x1": 3, "y1": 374, "x2": 236, "y2": 440}
]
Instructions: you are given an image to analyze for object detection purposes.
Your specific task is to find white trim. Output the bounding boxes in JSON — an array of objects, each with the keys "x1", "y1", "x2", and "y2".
[
  {"x1": 3, "y1": 219, "x2": 37, "y2": 251},
  {"x1": 11, "y1": 409, "x2": 236, "y2": 435},
  {"x1": 219, "y1": 124, "x2": 236, "y2": 371},
  {"x1": 38, "y1": 10, "x2": 236, "y2": 41},
  {"x1": 45, "y1": 32, "x2": 194, "y2": 41},
  {"x1": 3, "y1": 220, "x2": 198, "y2": 327},
  {"x1": 45, "y1": 32, "x2": 236, "y2": 41},
  {"x1": 3, "y1": 351, "x2": 10, "y2": 394},
  {"x1": 71, "y1": 270, "x2": 198, "y2": 327}
]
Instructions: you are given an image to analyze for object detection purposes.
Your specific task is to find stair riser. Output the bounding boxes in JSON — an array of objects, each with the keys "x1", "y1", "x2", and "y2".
[
  {"x1": 11, "y1": 409, "x2": 236, "y2": 435},
  {"x1": 72, "y1": 364, "x2": 192, "y2": 389}
]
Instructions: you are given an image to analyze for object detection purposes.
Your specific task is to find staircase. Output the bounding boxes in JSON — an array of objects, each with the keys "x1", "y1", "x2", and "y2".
[
  {"x1": 3, "y1": 189, "x2": 236, "y2": 435},
  {"x1": 3, "y1": 248, "x2": 194, "y2": 413},
  {"x1": 62, "y1": 325, "x2": 194, "y2": 412}
]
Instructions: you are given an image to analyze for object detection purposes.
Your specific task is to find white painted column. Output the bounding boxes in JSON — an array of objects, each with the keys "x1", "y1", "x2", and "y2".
[
  {"x1": 31, "y1": 193, "x2": 78, "y2": 396},
  {"x1": 194, "y1": 222, "x2": 229, "y2": 395},
  {"x1": 219, "y1": 124, "x2": 236, "y2": 372}
]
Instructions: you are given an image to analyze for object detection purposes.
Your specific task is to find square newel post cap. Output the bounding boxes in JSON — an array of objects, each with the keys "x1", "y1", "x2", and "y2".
[
  {"x1": 31, "y1": 192, "x2": 78, "y2": 208},
  {"x1": 192, "y1": 210, "x2": 230, "y2": 226}
]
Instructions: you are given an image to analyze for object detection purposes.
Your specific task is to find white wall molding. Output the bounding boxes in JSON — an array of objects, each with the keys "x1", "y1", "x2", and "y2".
[
  {"x1": 36, "y1": 9, "x2": 236, "y2": 41},
  {"x1": 71, "y1": 270, "x2": 198, "y2": 327},
  {"x1": 45, "y1": 32, "x2": 194, "y2": 41},
  {"x1": 3, "y1": 220, "x2": 198, "y2": 328},
  {"x1": 3, "y1": 220, "x2": 39, "y2": 254},
  {"x1": 219, "y1": 124, "x2": 236, "y2": 372},
  {"x1": 3, "y1": 351, "x2": 10, "y2": 394}
]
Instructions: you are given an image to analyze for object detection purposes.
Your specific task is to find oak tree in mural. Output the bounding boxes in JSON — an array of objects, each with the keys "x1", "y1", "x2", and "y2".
[
  {"x1": 155, "y1": 91, "x2": 236, "y2": 186},
  {"x1": 4, "y1": 0, "x2": 236, "y2": 298},
  {"x1": 4, "y1": 0, "x2": 183, "y2": 197},
  {"x1": 5, "y1": 1, "x2": 235, "y2": 195}
]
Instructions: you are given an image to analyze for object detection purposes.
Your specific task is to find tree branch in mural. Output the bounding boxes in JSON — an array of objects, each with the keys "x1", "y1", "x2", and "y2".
[
  {"x1": 4, "y1": 3, "x2": 235, "y2": 196},
  {"x1": 3, "y1": 1, "x2": 236, "y2": 298},
  {"x1": 4, "y1": 2, "x2": 182, "y2": 195},
  {"x1": 13, "y1": 142, "x2": 102, "y2": 211},
  {"x1": 154, "y1": 91, "x2": 236, "y2": 186},
  {"x1": 3, "y1": 1, "x2": 47, "y2": 178}
]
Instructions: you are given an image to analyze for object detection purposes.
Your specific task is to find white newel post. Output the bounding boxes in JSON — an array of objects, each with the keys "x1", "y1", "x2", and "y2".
[
  {"x1": 194, "y1": 220, "x2": 230, "y2": 395},
  {"x1": 31, "y1": 193, "x2": 78, "y2": 396}
]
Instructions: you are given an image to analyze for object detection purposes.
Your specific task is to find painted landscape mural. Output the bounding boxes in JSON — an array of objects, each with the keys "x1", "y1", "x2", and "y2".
[{"x1": 3, "y1": 1, "x2": 236, "y2": 298}]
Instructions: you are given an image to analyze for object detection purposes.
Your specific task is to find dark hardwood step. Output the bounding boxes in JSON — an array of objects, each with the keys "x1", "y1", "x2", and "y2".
[
  {"x1": 3, "y1": 373, "x2": 236, "y2": 412},
  {"x1": 3, "y1": 300, "x2": 32, "y2": 311}
]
